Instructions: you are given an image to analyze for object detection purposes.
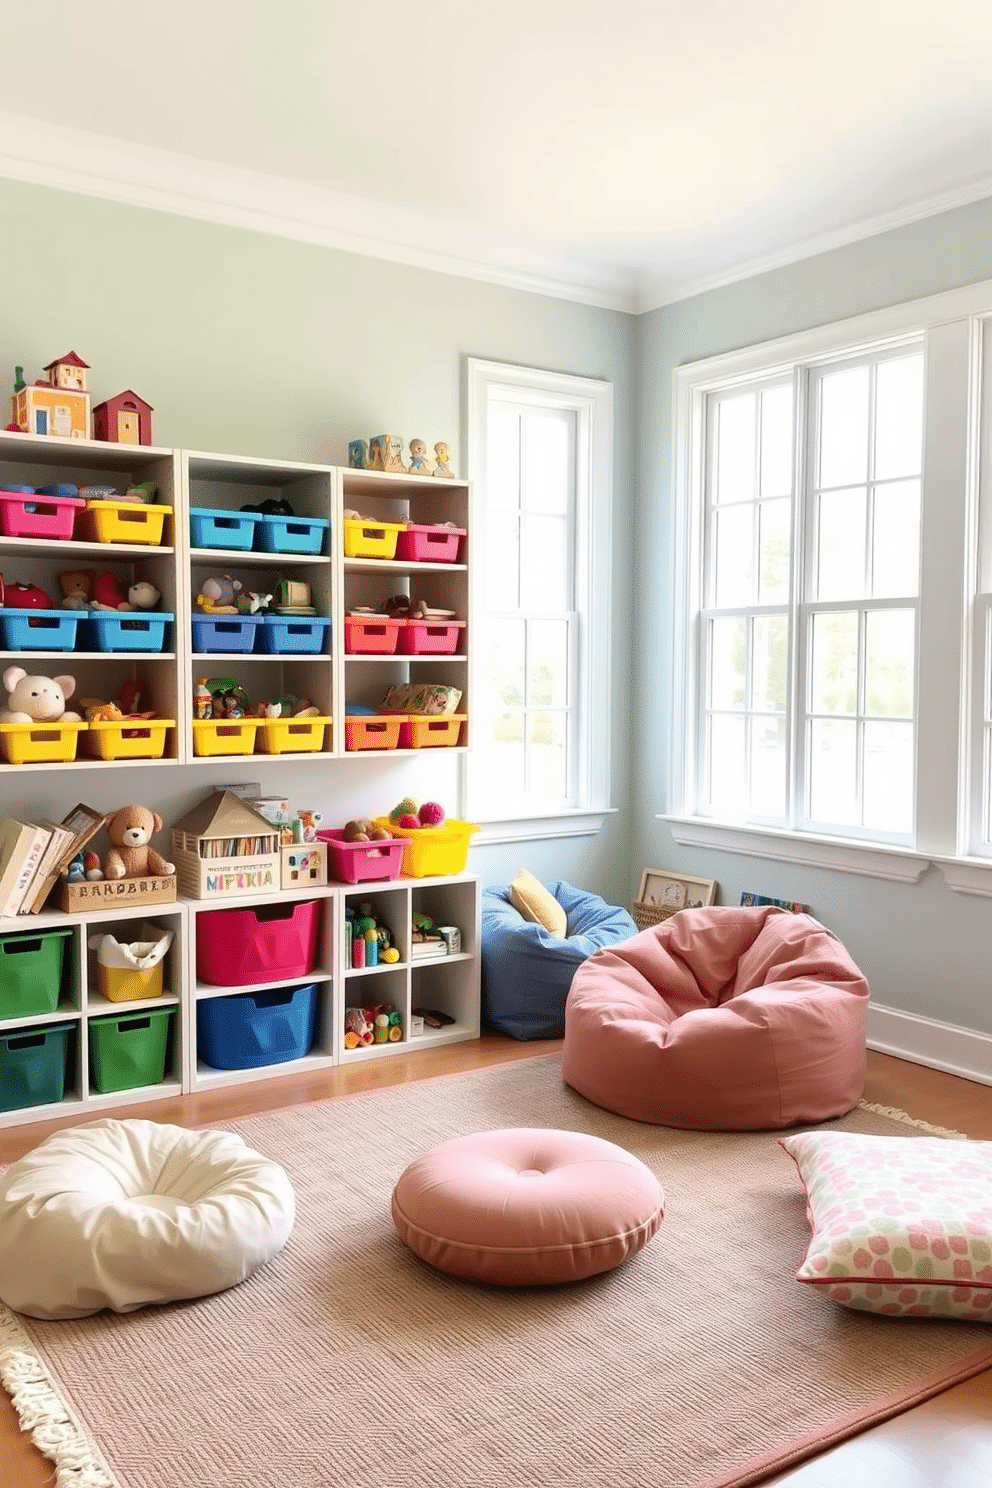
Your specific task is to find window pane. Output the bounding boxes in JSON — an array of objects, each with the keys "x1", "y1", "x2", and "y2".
[
  {"x1": 816, "y1": 487, "x2": 866, "y2": 601},
  {"x1": 874, "y1": 355, "x2": 923, "y2": 481},
  {"x1": 714, "y1": 393, "x2": 756, "y2": 505},
  {"x1": 488, "y1": 406, "x2": 520, "y2": 508},
  {"x1": 708, "y1": 714, "x2": 746, "y2": 811},
  {"x1": 811, "y1": 611, "x2": 858, "y2": 715},
  {"x1": 529, "y1": 712, "x2": 568, "y2": 800},
  {"x1": 758, "y1": 497, "x2": 791, "y2": 604},
  {"x1": 710, "y1": 618, "x2": 746, "y2": 709},
  {"x1": 872, "y1": 480, "x2": 920, "y2": 598},
  {"x1": 522, "y1": 412, "x2": 570, "y2": 515},
  {"x1": 863, "y1": 721, "x2": 914, "y2": 833},
  {"x1": 865, "y1": 609, "x2": 914, "y2": 717},
  {"x1": 522, "y1": 515, "x2": 567, "y2": 610},
  {"x1": 752, "y1": 615, "x2": 788, "y2": 712},
  {"x1": 809, "y1": 718, "x2": 858, "y2": 825},
  {"x1": 750, "y1": 715, "x2": 786, "y2": 817},
  {"x1": 487, "y1": 512, "x2": 520, "y2": 609},
  {"x1": 485, "y1": 714, "x2": 526, "y2": 799},
  {"x1": 488, "y1": 619, "x2": 525, "y2": 706},
  {"x1": 819, "y1": 366, "x2": 869, "y2": 488},
  {"x1": 713, "y1": 506, "x2": 753, "y2": 606},
  {"x1": 529, "y1": 620, "x2": 569, "y2": 707},
  {"x1": 760, "y1": 384, "x2": 793, "y2": 498}
]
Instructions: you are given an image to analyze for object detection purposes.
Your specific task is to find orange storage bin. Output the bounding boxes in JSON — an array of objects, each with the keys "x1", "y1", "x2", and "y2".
[
  {"x1": 398, "y1": 714, "x2": 466, "y2": 748},
  {"x1": 344, "y1": 616, "x2": 405, "y2": 654},
  {"x1": 344, "y1": 715, "x2": 405, "y2": 751}
]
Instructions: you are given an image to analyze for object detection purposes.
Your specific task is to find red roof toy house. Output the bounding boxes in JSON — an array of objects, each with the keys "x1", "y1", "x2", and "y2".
[
  {"x1": 93, "y1": 390, "x2": 154, "y2": 446},
  {"x1": 43, "y1": 351, "x2": 89, "y2": 392}
]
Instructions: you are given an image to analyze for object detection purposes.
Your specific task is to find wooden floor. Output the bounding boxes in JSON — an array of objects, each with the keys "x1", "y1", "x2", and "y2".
[{"x1": 0, "y1": 1040, "x2": 990, "y2": 1487}]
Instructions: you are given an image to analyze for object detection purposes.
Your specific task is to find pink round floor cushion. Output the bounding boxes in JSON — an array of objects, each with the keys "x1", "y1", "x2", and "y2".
[
  {"x1": 562, "y1": 906, "x2": 870, "y2": 1131},
  {"x1": 391, "y1": 1127, "x2": 664, "y2": 1285}
]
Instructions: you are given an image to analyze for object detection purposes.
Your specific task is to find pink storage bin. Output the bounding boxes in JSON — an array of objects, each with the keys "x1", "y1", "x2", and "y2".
[
  {"x1": 398, "y1": 618, "x2": 466, "y2": 655},
  {"x1": 395, "y1": 524, "x2": 465, "y2": 564},
  {"x1": 318, "y1": 830, "x2": 406, "y2": 884},
  {"x1": 0, "y1": 491, "x2": 86, "y2": 540},
  {"x1": 196, "y1": 899, "x2": 320, "y2": 986}
]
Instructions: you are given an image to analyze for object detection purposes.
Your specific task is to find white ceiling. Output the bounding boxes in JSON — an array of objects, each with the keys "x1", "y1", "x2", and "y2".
[{"x1": 2, "y1": 0, "x2": 992, "y2": 312}]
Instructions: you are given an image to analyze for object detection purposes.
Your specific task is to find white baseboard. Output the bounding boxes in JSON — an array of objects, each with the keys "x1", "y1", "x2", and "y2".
[{"x1": 867, "y1": 1003, "x2": 992, "y2": 1088}]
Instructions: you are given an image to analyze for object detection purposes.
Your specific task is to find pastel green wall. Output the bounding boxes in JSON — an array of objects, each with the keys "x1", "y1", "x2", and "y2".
[
  {"x1": 0, "y1": 178, "x2": 636, "y2": 902},
  {"x1": 636, "y1": 195, "x2": 992, "y2": 1036}
]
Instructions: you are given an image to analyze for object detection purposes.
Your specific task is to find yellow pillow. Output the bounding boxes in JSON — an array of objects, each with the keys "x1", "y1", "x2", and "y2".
[{"x1": 509, "y1": 870, "x2": 567, "y2": 936}]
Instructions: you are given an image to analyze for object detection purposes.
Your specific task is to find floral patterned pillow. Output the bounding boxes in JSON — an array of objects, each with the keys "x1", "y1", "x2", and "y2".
[{"x1": 780, "y1": 1130, "x2": 992, "y2": 1322}]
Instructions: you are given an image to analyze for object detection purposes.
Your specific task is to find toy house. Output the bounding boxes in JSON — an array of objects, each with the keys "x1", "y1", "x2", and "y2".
[
  {"x1": 172, "y1": 790, "x2": 281, "y2": 900},
  {"x1": 43, "y1": 351, "x2": 89, "y2": 391},
  {"x1": 10, "y1": 351, "x2": 91, "y2": 439},
  {"x1": 93, "y1": 389, "x2": 154, "y2": 446}
]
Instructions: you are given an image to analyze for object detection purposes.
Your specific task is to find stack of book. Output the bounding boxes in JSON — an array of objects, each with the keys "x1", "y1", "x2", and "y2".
[{"x1": 0, "y1": 804, "x2": 107, "y2": 919}]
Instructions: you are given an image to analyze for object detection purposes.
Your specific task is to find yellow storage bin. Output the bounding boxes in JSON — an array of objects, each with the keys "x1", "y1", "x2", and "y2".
[
  {"x1": 256, "y1": 715, "x2": 332, "y2": 754},
  {"x1": 342, "y1": 518, "x2": 406, "y2": 560},
  {"x1": 83, "y1": 719, "x2": 175, "y2": 761},
  {"x1": 79, "y1": 501, "x2": 173, "y2": 546},
  {"x1": 99, "y1": 961, "x2": 165, "y2": 1002},
  {"x1": 191, "y1": 719, "x2": 262, "y2": 756},
  {"x1": 0, "y1": 721, "x2": 87, "y2": 764},
  {"x1": 372, "y1": 817, "x2": 479, "y2": 877}
]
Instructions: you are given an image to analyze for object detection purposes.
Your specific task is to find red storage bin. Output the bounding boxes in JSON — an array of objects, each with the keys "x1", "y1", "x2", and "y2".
[
  {"x1": 398, "y1": 618, "x2": 466, "y2": 655},
  {"x1": 196, "y1": 898, "x2": 320, "y2": 986},
  {"x1": 318, "y1": 830, "x2": 406, "y2": 884},
  {"x1": 395, "y1": 524, "x2": 465, "y2": 564},
  {"x1": 344, "y1": 615, "x2": 405, "y2": 654}
]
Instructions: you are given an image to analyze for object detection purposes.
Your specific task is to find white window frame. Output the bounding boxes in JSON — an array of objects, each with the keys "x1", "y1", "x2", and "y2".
[
  {"x1": 665, "y1": 281, "x2": 992, "y2": 891},
  {"x1": 463, "y1": 357, "x2": 614, "y2": 842}
]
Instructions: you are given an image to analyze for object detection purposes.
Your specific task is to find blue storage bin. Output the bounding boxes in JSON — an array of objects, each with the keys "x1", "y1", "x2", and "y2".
[
  {"x1": 191, "y1": 614, "x2": 261, "y2": 653},
  {"x1": 196, "y1": 982, "x2": 318, "y2": 1070},
  {"x1": 257, "y1": 615, "x2": 332, "y2": 654},
  {"x1": 85, "y1": 611, "x2": 174, "y2": 653},
  {"x1": 0, "y1": 608, "x2": 82, "y2": 651},
  {"x1": 256, "y1": 513, "x2": 330, "y2": 555},
  {"x1": 190, "y1": 507, "x2": 262, "y2": 551},
  {"x1": 0, "y1": 1021, "x2": 74, "y2": 1112}
]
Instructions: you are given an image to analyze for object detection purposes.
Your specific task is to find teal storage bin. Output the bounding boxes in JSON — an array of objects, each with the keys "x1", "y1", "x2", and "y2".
[
  {"x1": 0, "y1": 927, "x2": 72, "y2": 1020},
  {"x1": 88, "y1": 1006, "x2": 174, "y2": 1094},
  {"x1": 0, "y1": 1020, "x2": 74, "y2": 1111}
]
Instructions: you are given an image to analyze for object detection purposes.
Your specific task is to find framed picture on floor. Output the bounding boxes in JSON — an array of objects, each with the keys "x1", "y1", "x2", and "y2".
[{"x1": 637, "y1": 869, "x2": 717, "y2": 912}]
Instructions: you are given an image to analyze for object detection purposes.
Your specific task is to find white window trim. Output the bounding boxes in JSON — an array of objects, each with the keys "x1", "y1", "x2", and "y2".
[
  {"x1": 463, "y1": 356, "x2": 614, "y2": 832},
  {"x1": 668, "y1": 275, "x2": 992, "y2": 890}
]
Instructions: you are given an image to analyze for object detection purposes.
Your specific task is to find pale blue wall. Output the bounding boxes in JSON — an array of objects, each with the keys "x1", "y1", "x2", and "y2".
[
  {"x1": 636, "y1": 196, "x2": 992, "y2": 1035},
  {"x1": 0, "y1": 179, "x2": 637, "y2": 902}
]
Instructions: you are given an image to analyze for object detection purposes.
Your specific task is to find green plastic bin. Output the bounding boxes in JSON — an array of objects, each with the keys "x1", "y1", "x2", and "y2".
[
  {"x1": 0, "y1": 928, "x2": 72, "y2": 1020},
  {"x1": 88, "y1": 1006, "x2": 174, "y2": 1094},
  {"x1": 0, "y1": 1020, "x2": 74, "y2": 1111}
]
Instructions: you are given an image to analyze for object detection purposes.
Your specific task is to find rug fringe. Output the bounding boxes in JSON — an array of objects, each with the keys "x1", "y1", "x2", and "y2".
[
  {"x1": 0, "y1": 1306, "x2": 120, "y2": 1487},
  {"x1": 857, "y1": 1099, "x2": 967, "y2": 1139}
]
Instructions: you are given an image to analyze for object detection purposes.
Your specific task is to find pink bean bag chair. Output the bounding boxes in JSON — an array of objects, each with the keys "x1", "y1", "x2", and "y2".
[{"x1": 562, "y1": 906, "x2": 870, "y2": 1130}]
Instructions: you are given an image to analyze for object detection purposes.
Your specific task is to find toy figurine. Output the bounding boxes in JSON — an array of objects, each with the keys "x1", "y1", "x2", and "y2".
[
  {"x1": 369, "y1": 434, "x2": 407, "y2": 473},
  {"x1": 433, "y1": 441, "x2": 455, "y2": 478},
  {"x1": 348, "y1": 439, "x2": 369, "y2": 469},
  {"x1": 408, "y1": 438, "x2": 435, "y2": 475}
]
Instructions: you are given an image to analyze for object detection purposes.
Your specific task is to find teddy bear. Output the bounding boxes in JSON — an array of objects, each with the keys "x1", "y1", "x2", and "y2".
[
  {"x1": 59, "y1": 570, "x2": 95, "y2": 609},
  {"x1": 128, "y1": 580, "x2": 161, "y2": 610},
  {"x1": 0, "y1": 666, "x2": 81, "y2": 722},
  {"x1": 101, "y1": 805, "x2": 175, "y2": 881}
]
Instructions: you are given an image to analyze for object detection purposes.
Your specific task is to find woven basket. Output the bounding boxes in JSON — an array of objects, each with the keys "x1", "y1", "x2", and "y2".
[{"x1": 632, "y1": 900, "x2": 680, "y2": 931}]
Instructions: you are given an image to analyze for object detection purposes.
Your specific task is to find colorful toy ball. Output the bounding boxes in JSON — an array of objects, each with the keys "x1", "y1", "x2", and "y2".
[
  {"x1": 390, "y1": 795, "x2": 420, "y2": 825},
  {"x1": 399, "y1": 814, "x2": 421, "y2": 829},
  {"x1": 418, "y1": 801, "x2": 445, "y2": 827}
]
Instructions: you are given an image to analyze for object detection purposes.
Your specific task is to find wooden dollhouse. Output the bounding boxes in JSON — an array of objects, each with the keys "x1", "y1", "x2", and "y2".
[
  {"x1": 172, "y1": 790, "x2": 281, "y2": 900},
  {"x1": 10, "y1": 351, "x2": 91, "y2": 438},
  {"x1": 93, "y1": 389, "x2": 154, "y2": 446}
]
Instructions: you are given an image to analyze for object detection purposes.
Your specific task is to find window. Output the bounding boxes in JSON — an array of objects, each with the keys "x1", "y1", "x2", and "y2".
[
  {"x1": 670, "y1": 287, "x2": 992, "y2": 885},
  {"x1": 464, "y1": 359, "x2": 613, "y2": 834}
]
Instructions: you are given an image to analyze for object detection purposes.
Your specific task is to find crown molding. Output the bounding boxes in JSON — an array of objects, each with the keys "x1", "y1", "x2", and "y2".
[{"x1": 0, "y1": 112, "x2": 638, "y2": 314}]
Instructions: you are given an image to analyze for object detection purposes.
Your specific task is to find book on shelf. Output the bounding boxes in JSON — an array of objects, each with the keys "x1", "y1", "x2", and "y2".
[
  {"x1": 21, "y1": 804, "x2": 108, "y2": 917},
  {"x1": 23, "y1": 820, "x2": 80, "y2": 914},
  {"x1": 0, "y1": 819, "x2": 53, "y2": 919}
]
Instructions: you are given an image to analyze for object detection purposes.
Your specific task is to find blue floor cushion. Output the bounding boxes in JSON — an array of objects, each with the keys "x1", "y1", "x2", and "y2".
[{"x1": 481, "y1": 879, "x2": 637, "y2": 1040}]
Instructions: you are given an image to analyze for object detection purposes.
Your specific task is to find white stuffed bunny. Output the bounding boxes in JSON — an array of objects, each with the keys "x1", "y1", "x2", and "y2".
[{"x1": 0, "y1": 666, "x2": 82, "y2": 723}]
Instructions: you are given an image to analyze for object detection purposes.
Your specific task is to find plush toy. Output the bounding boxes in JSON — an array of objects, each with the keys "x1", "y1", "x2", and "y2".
[
  {"x1": 59, "y1": 570, "x2": 95, "y2": 609},
  {"x1": 101, "y1": 805, "x2": 175, "y2": 881},
  {"x1": 389, "y1": 795, "x2": 420, "y2": 825},
  {"x1": 197, "y1": 575, "x2": 243, "y2": 613},
  {"x1": 91, "y1": 571, "x2": 132, "y2": 611},
  {"x1": 128, "y1": 580, "x2": 161, "y2": 610},
  {"x1": 418, "y1": 801, "x2": 446, "y2": 827},
  {"x1": 0, "y1": 577, "x2": 52, "y2": 609},
  {"x1": 240, "y1": 497, "x2": 294, "y2": 516},
  {"x1": 0, "y1": 666, "x2": 81, "y2": 723}
]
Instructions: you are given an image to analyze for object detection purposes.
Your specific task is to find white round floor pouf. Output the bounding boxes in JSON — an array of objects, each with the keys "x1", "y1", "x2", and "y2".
[{"x1": 0, "y1": 1117, "x2": 295, "y2": 1319}]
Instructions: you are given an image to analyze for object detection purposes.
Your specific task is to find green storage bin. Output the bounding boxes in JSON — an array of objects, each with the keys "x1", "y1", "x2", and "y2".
[
  {"x1": 88, "y1": 1006, "x2": 174, "y2": 1094},
  {"x1": 0, "y1": 927, "x2": 72, "y2": 1020},
  {"x1": 0, "y1": 1020, "x2": 74, "y2": 1111}
]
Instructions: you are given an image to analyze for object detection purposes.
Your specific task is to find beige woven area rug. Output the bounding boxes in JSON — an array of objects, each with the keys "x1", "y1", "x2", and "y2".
[{"x1": 3, "y1": 1053, "x2": 992, "y2": 1488}]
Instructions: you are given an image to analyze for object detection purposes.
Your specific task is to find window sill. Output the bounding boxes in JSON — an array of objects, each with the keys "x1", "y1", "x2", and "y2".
[
  {"x1": 660, "y1": 816, "x2": 929, "y2": 884},
  {"x1": 473, "y1": 809, "x2": 616, "y2": 846},
  {"x1": 931, "y1": 856, "x2": 992, "y2": 898}
]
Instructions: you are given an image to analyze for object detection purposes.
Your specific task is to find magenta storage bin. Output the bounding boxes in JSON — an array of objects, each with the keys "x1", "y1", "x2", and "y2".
[
  {"x1": 398, "y1": 619, "x2": 466, "y2": 655},
  {"x1": 196, "y1": 898, "x2": 320, "y2": 987},
  {"x1": 395, "y1": 524, "x2": 465, "y2": 564},
  {"x1": 318, "y1": 830, "x2": 406, "y2": 884},
  {"x1": 0, "y1": 609, "x2": 82, "y2": 651},
  {"x1": 0, "y1": 492, "x2": 85, "y2": 540}
]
